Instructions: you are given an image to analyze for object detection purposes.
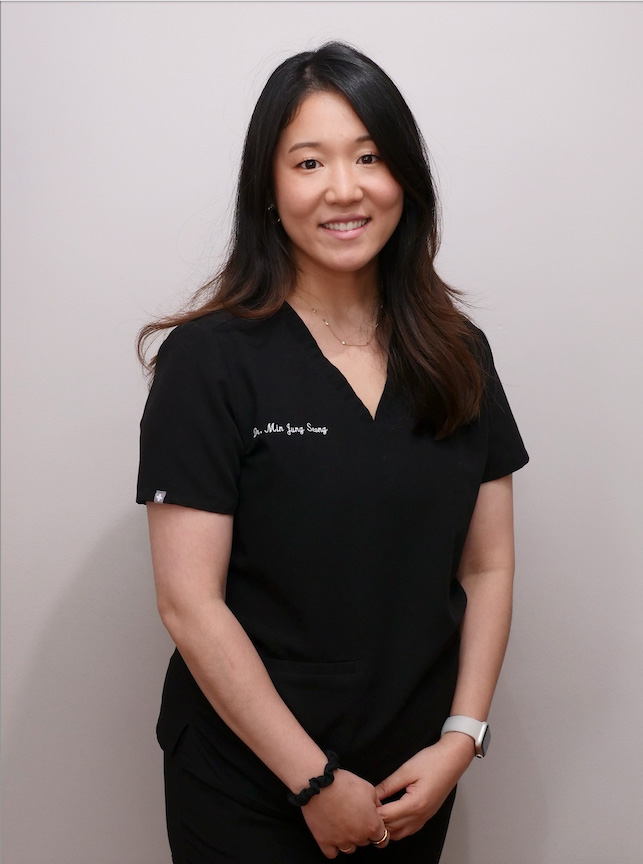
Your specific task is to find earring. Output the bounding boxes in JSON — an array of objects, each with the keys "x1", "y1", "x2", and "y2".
[{"x1": 267, "y1": 204, "x2": 281, "y2": 224}]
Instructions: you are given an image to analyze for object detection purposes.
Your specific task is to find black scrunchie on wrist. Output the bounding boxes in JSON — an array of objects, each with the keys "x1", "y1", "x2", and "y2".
[{"x1": 287, "y1": 751, "x2": 340, "y2": 807}]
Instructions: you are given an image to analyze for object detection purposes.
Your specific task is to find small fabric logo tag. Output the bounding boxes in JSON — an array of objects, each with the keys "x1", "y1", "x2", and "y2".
[{"x1": 154, "y1": 491, "x2": 167, "y2": 503}]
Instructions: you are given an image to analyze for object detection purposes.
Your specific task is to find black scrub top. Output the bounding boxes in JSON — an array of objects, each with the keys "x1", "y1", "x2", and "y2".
[{"x1": 137, "y1": 304, "x2": 529, "y2": 786}]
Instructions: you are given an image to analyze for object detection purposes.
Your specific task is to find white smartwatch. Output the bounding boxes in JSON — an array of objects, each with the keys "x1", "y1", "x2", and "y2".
[{"x1": 440, "y1": 715, "x2": 490, "y2": 758}]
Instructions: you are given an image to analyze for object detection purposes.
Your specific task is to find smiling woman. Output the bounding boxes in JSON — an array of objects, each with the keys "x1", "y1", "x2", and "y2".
[
  {"x1": 136, "y1": 42, "x2": 528, "y2": 864},
  {"x1": 273, "y1": 91, "x2": 404, "y2": 280}
]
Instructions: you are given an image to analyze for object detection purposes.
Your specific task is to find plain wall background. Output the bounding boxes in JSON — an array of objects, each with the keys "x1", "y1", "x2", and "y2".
[{"x1": 2, "y1": 2, "x2": 642, "y2": 862}]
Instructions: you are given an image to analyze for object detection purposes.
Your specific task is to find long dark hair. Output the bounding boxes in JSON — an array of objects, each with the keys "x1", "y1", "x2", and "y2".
[{"x1": 138, "y1": 42, "x2": 483, "y2": 438}]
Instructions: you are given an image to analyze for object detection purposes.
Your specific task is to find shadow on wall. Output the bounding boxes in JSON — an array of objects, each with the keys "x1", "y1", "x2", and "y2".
[
  {"x1": 3, "y1": 511, "x2": 173, "y2": 864},
  {"x1": 441, "y1": 664, "x2": 548, "y2": 863}
]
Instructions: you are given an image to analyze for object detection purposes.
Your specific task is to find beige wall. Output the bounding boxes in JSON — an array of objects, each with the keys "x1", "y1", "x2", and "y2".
[{"x1": 2, "y1": 2, "x2": 642, "y2": 862}]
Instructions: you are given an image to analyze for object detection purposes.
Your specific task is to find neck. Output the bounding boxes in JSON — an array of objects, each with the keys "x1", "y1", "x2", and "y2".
[{"x1": 290, "y1": 263, "x2": 380, "y2": 318}]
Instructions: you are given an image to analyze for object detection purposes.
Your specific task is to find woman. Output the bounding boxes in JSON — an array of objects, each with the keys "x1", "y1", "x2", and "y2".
[{"x1": 137, "y1": 42, "x2": 528, "y2": 863}]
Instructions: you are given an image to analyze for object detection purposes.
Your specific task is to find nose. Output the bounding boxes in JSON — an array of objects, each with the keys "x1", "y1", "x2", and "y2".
[{"x1": 324, "y1": 162, "x2": 364, "y2": 206}]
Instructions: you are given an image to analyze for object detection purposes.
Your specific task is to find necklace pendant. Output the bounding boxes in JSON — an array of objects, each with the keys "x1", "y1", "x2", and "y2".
[{"x1": 341, "y1": 340, "x2": 346, "y2": 345}]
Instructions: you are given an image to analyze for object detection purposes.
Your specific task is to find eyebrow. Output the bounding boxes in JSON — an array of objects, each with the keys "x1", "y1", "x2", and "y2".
[{"x1": 287, "y1": 134, "x2": 373, "y2": 154}]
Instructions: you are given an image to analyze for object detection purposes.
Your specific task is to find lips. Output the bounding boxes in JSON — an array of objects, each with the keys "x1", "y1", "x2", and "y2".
[{"x1": 320, "y1": 218, "x2": 369, "y2": 231}]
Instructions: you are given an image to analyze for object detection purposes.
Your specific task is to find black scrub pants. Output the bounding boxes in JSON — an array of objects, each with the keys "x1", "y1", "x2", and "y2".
[{"x1": 164, "y1": 721, "x2": 456, "y2": 864}]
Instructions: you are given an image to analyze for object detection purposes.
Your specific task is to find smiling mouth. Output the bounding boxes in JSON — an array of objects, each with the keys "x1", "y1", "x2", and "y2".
[{"x1": 320, "y1": 218, "x2": 369, "y2": 231}]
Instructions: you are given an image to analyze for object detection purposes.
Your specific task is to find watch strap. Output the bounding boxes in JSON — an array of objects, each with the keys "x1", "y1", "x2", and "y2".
[{"x1": 440, "y1": 715, "x2": 490, "y2": 757}]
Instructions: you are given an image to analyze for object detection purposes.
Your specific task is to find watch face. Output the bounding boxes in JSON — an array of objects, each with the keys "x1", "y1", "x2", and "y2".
[{"x1": 479, "y1": 724, "x2": 491, "y2": 757}]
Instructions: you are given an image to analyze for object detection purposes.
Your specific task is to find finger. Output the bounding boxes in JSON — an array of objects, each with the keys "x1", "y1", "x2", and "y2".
[
  {"x1": 369, "y1": 824, "x2": 390, "y2": 849},
  {"x1": 321, "y1": 844, "x2": 338, "y2": 859},
  {"x1": 387, "y1": 826, "x2": 409, "y2": 842},
  {"x1": 380, "y1": 816, "x2": 410, "y2": 837},
  {"x1": 375, "y1": 769, "x2": 409, "y2": 801},
  {"x1": 391, "y1": 819, "x2": 422, "y2": 842},
  {"x1": 377, "y1": 798, "x2": 410, "y2": 822}
]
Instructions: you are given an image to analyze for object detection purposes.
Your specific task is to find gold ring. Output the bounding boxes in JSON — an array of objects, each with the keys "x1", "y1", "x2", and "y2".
[
  {"x1": 338, "y1": 846, "x2": 355, "y2": 853},
  {"x1": 370, "y1": 827, "x2": 389, "y2": 846}
]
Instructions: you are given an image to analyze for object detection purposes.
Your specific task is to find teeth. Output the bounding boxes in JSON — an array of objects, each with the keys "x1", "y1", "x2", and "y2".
[{"x1": 322, "y1": 219, "x2": 368, "y2": 231}]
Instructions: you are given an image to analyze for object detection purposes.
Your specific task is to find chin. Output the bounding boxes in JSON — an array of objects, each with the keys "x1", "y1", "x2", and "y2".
[{"x1": 321, "y1": 254, "x2": 376, "y2": 274}]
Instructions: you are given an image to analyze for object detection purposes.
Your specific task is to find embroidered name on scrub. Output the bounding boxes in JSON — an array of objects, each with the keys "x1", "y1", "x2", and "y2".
[{"x1": 253, "y1": 422, "x2": 329, "y2": 438}]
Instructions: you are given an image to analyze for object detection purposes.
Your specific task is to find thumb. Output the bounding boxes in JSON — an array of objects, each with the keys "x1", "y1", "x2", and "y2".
[
  {"x1": 377, "y1": 797, "x2": 408, "y2": 822},
  {"x1": 375, "y1": 766, "x2": 409, "y2": 802}
]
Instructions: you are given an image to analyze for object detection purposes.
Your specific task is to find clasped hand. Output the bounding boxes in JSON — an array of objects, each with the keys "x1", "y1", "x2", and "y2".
[
  {"x1": 302, "y1": 768, "x2": 388, "y2": 858},
  {"x1": 304, "y1": 738, "x2": 474, "y2": 856},
  {"x1": 374, "y1": 737, "x2": 475, "y2": 841}
]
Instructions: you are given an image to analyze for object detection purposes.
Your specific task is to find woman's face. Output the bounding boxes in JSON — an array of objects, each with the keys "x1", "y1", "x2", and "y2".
[{"x1": 273, "y1": 91, "x2": 404, "y2": 281}]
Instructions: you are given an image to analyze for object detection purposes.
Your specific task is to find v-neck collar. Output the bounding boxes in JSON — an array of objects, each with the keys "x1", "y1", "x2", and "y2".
[{"x1": 280, "y1": 301, "x2": 390, "y2": 422}]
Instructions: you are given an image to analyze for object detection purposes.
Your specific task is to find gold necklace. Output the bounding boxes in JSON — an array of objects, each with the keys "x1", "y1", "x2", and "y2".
[{"x1": 297, "y1": 293, "x2": 381, "y2": 348}]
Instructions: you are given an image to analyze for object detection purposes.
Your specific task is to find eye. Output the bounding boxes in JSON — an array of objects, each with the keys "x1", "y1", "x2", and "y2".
[
  {"x1": 298, "y1": 159, "x2": 322, "y2": 170},
  {"x1": 358, "y1": 153, "x2": 380, "y2": 165}
]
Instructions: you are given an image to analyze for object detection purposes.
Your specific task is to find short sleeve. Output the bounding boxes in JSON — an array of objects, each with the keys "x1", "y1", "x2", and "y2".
[
  {"x1": 478, "y1": 332, "x2": 529, "y2": 483},
  {"x1": 136, "y1": 320, "x2": 244, "y2": 513}
]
